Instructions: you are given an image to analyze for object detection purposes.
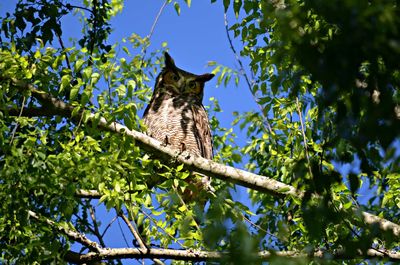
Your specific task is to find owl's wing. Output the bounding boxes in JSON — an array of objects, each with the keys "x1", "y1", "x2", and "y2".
[{"x1": 191, "y1": 105, "x2": 213, "y2": 160}]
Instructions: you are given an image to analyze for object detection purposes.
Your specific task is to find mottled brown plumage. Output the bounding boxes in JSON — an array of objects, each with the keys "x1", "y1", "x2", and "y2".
[
  {"x1": 143, "y1": 52, "x2": 214, "y2": 195},
  {"x1": 143, "y1": 52, "x2": 214, "y2": 159}
]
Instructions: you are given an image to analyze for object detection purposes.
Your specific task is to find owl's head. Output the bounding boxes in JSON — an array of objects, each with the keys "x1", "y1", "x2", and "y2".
[{"x1": 155, "y1": 52, "x2": 214, "y2": 101}]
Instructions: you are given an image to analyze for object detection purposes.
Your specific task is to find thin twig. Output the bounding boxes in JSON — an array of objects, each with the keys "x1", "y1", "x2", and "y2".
[
  {"x1": 56, "y1": 32, "x2": 72, "y2": 71},
  {"x1": 141, "y1": 0, "x2": 169, "y2": 67},
  {"x1": 28, "y1": 210, "x2": 102, "y2": 252},
  {"x1": 117, "y1": 216, "x2": 130, "y2": 247},
  {"x1": 148, "y1": 0, "x2": 169, "y2": 42},
  {"x1": 119, "y1": 211, "x2": 147, "y2": 250},
  {"x1": 9, "y1": 96, "x2": 25, "y2": 146},
  {"x1": 73, "y1": 207, "x2": 97, "y2": 236},
  {"x1": 223, "y1": 13, "x2": 277, "y2": 147},
  {"x1": 60, "y1": 3, "x2": 94, "y2": 14},
  {"x1": 171, "y1": 185, "x2": 200, "y2": 230},
  {"x1": 295, "y1": 98, "x2": 313, "y2": 178},
  {"x1": 88, "y1": 201, "x2": 106, "y2": 247},
  {"x1": 101, "y1": 214, "x2": 119, "y2": 237},
  {"x1": 138, "y1": 207, "x2": 187, "y2": 249}
]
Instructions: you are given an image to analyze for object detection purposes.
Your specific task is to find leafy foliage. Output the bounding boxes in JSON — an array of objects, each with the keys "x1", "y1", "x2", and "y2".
[
  {"x1": 0, "y1": 0, "x2": 399, "y2": 264},
  {"x1": 220, "y1": 0, "x2": 400, "y2": 260}
]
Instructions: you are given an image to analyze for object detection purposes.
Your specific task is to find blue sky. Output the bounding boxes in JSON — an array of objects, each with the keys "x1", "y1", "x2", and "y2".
[{"x1": 110, "y1": 1, "x2": 257, "y2": 130}]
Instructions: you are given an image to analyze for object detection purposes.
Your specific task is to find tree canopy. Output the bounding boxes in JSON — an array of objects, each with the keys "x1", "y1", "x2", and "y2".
[{"x1": 0, "y1": 0, "x2": 399, "y2": 264}]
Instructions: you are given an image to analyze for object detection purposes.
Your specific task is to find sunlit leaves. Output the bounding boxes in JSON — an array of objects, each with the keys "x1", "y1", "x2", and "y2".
[
  {"x1": 213, "y1": 0, "x2": 400, "y2": 258},
  {"x1": 174, "y1": 2, "x2": 181, "y2": 16},
  {"x1": 209, "y1": 62, "x2": 240, "y2": 87}
]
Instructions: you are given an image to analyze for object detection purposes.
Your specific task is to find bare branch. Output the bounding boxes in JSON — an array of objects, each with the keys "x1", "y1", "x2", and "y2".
[
  {"x1": 223, "y1": 12, "x2": 277, "y2": 146},
  {"x1": 5, "y1": 106, "x2": 63, "y2": 117},
  {"x1": 295, "y1": 98, "x2": 313, "y2": 178},
  {"x1": 119, "y1": 212, "x2": 147, "y2": 250},
  {"x1": 28, "y1": 206, "x2": 400, "y2": 263},
  {"x1": 9, "y1": 96, "x2": 25, "y2": 145},
  {"x1": 87, "y1": 202, "x2": 106, "y2": 247},
  {"x1": 361, "y1": 211, "x2": 400, "y2": 237},
  {"x1": 76, "y1": 189, "x2": 102, "y2": 199},
  {"x1": 28, "y1": 210, "x2": 102, "y2": 252},
  {"x1": 26, "y1": 209, "x2": 400, "y2": 263},
  {"x1": 64, "y1": 247, "x2": 400, "y2": 263},
  {"x1": 22, "y1": 85, "x2": 299, "y2": 198},
  {"x1": 141, "y1": 0, "x2": 169, "y2": 67}
]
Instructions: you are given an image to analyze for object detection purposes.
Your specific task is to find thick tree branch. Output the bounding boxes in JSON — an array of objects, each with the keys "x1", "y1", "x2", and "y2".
[
  {"x1": 76, "y1": 189, "x2": 102, "y2": 199},
  {"x1": 16, "y1": 85, "x2": 299, "y2": 197},
  {"x1": 26, "y1": 210, "x2": 400, "y2": 263},
  {"x1": 6, "y1": 80, "x2": 400, "y2": 240},
  {"x1": 64, "y1": 247, "x2": 400, "y2": 263},
  {"x1": 6, "y1": 106, "x2": 63, "y2": 117}
]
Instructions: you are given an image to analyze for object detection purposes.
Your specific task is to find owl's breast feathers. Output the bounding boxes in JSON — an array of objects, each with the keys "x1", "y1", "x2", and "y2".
[{"x1": 143, "y1": 93, "x2": 213, "y2": 160}]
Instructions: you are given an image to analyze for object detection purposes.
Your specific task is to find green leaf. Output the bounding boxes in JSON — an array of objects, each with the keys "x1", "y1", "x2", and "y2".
[
  {"x1": 174, "y1": 2, "x2": 181, "y2": 16},
  {"x1": 223, "y1": 0, "x2": 230, "y2": 12},
  {"x1": 60, "y1": 75, "x2": 71, "y2": 93},
  {"x1": 82, "y1": 67, "x2": 92, "y2": 80},
  {"x1": 233, "y1": 0, "x2": 241, "y2": 18},
  {"x1": 75, "y1": 59, "x2": 85, "y2": 71},
  {"x1": 176, "y1": 164, "x2": 184, "y2": 172},
  {"x1": 117, "y1": 84, "x2": 126, "y2": 97},
  {"x1": 69, "y1": 86, "x2": 79, "y2": 101},
  {"x1": 91, "y1": 72, "x2": 100, "y2": 84}
]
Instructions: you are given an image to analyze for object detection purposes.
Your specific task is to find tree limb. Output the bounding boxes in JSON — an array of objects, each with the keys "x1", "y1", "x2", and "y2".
[
  {"x1": 119, "y1": 211, "x2": 147, "y2": 250},
  {"x1": 26, "y1": 210, "x2": 400, "y2": 263},
  {"x1": 6, "y1": 80, "x2": 400, "y2": 240},
  {"x1": 64, "y1": 247, "x2": 400, "y2": 263},
  {"x1": 76, "y1": 189, "x2": 102, "y2": 199},
  {"x1": 27, "y1": 210, "x2": 102, "y2": 252}
]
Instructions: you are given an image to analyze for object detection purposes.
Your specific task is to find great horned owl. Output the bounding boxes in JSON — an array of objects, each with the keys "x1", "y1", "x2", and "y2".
[{"x1": 143, "y1": 52, "x2": 214, "y2": 192}]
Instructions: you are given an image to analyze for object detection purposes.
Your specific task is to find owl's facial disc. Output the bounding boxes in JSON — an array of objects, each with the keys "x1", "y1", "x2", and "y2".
[
  {"x1": 162, "y1": 52, "x2": 215, "y2": 96},
  {"x1": 162, "y1": 71, "x2": 181, "y2": 94}
]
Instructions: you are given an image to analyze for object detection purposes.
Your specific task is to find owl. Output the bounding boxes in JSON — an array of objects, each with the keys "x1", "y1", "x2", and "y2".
[{"x1": 143, "y1": 52, "x2": 214, "y2": 193}]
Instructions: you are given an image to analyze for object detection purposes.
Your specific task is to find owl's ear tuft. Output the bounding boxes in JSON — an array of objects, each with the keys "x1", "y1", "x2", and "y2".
[
  {"x1": 197, "y1": 73, "x2": 215, "y2": 83},
  {"x1": 164, "y1": 52, "x2": 176, "y2": 69}
]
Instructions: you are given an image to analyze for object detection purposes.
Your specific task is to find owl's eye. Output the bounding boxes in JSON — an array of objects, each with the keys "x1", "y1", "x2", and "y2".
[
  {"x1": 188, "y1": 81, "x2": 196, "y2": 89},
  {"x1": 171, "y1": 74, "x2": 179, "y2": 82}
]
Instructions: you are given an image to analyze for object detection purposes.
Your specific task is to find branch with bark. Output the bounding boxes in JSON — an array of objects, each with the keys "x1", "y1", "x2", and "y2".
[
  {"x1": 3, "y1": 79, "x2": 400, "y2": 261},
  {"x1": 26, "y1": 210, "x2": 400, "y2": 263},
  {"x1": 65, "y1": 247, "x2": 400, "y2": 263}
]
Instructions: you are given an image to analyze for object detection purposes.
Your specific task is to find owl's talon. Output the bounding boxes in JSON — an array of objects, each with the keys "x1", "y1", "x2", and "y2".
[
  {"x1": 162, "y1": 135, "x2": 169, "y2": 147},
  {"x1": 180, "y1": 142, "x2": 186, "y2": 152}
]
